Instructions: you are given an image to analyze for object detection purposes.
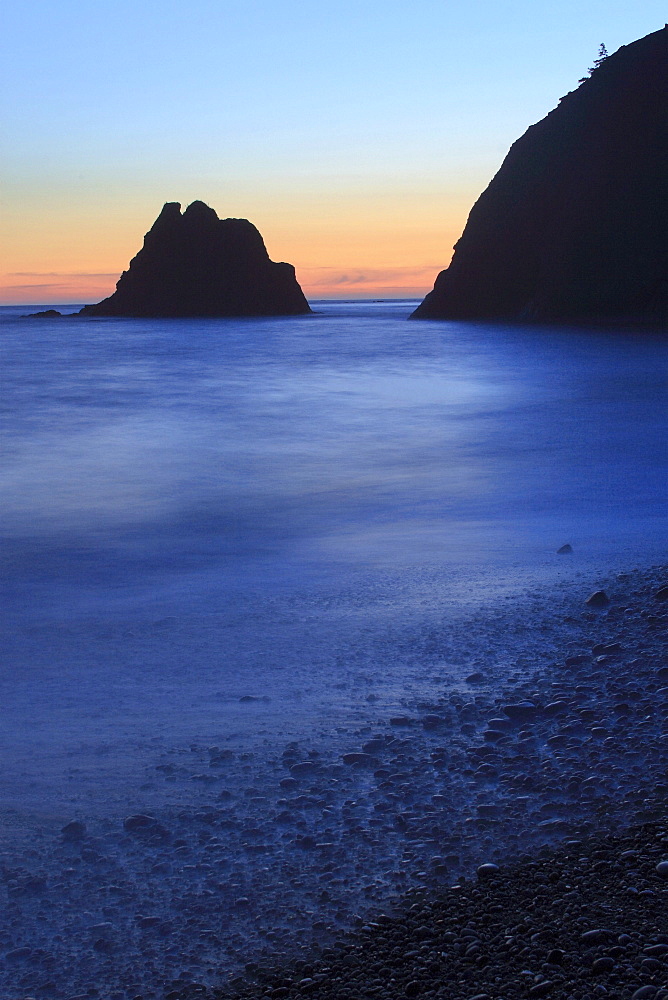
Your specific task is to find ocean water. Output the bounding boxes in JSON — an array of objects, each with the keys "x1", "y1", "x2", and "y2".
[
  {"x1": 1, "y1": 300, "x2": 667, "y2": 997},
  {"x1": 0, "y1": 299, "x2": 666, "y2": 817}
]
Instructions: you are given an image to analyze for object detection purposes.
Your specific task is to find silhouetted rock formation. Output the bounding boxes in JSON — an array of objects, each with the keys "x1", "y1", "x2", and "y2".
[
  {"x1": 413, "y1": 27, "x2": 667, "y2": 326},
  {"x1": 80, "y1": 201, "x2": 311, "y2": 317}
]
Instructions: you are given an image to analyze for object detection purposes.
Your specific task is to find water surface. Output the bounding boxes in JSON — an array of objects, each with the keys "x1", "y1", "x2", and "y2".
[{"x1": 0, "y1": 299, "x2": 666, "y2": 813}]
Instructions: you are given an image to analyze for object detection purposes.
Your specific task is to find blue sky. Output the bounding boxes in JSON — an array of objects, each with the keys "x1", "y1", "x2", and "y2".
[{"x1": 1, "y1": 0, "x2": 665, "y2": 301}]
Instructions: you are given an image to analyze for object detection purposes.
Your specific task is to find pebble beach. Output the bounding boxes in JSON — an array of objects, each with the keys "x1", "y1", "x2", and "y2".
[
  {"x1": 217, "y1": 821, "x2": 668, "y2": 1000},
  {"x1": 2, "y1": 562, "x2": 667, "y2": 1000}
]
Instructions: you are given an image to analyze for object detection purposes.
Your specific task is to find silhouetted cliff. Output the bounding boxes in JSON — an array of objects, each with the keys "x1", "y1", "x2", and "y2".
[
  {"x1": 413, "y1": 27, "x2": 667, "y2": 326},
  {"x1": 80, "y1": 201, "x2": 311, "y2": 317}
]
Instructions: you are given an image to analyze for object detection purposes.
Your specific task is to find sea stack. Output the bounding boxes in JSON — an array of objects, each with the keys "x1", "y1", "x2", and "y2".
[
  {"x1": 80, "y1": 201, "x2": 311, "y2": 317},
  {"x1": 412, "y1": 27, "x2": 667, "y2": 326}
]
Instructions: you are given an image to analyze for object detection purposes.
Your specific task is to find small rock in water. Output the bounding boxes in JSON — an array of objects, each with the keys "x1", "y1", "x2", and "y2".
[
  {"x1": 290, "y1": 761, "x2": 318, "y2": 776},
  {"x1": 544, "y1": 700, "x2": 569, "y2": 716},
  {"x1": 487, "y1": 717, "x2": 512, "y2": 730},
  {"x1": 341, "y1": 752, "x2": 375, "y2": 766},
  {"x1": 655, "y1": 860, "x2": 668, "y2": 877},
  {"x1": 503, "y1": 702, "x2": 537, "y2": 720},
  {"x1": 61, "y1": 820, "x2": 86, "y2": 841},
  {"x1": 565, "y1": 653, "x2": 590, "y2": 667},
  {"x1": 592, "y1": 642, "x2": 622, "y2": 656},
  {"x1": 123, "y1": 814, "x2": 158, "y2": 832},
  {"x1": 422, "y1": 714, "x2": 444, "y2": 729},
  {"x1": 585, "y1": 590, "x2": 610, "y2": 607},
  {"x1": 557, "y1": 543, "x2": 573, "y2": 554}
]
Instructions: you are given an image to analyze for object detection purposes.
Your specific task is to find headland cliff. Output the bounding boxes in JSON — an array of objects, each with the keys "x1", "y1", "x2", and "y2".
[{"x1": 413, "y1": 27, "x2": 667, "y2": 326}]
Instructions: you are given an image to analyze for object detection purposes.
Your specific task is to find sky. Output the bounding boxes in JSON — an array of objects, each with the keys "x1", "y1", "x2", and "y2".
[{"x1": 1, "y1": 0, "x2": 665, "y2": 304}]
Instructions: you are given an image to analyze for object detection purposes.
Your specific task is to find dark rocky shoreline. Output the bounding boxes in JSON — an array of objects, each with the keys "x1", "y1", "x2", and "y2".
[
  {"x1": 213, "y1": 820, "x2": 668, "y2": 1000},
  {"x1": 206, "y1": 569, "x2": 668, "y2": 1000}
]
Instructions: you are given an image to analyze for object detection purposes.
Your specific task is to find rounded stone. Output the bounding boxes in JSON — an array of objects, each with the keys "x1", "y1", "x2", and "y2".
[
  {"x1": 476, "y1": 862, "x2": 500, "y2": 878},
  {"x1": 503, "y1": 702, "x2": 537, "y2": 720},
  {"x1": 585, "y1": 590, "x2": 610, "y2": 607},
  {"x1": 592, "y1": 956, "x2": 615, "y2": 973},
  {"x1": 61, "y1": 820, "x2": 87, "y2": 841},
  {"x1": 123, "y1": 814, "x2": 158, "y2": 832}
]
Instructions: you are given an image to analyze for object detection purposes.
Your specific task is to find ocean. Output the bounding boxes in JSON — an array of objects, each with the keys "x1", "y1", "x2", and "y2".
[{"x1": 0, "y1": 299, "x2": 666, "y2": 997}]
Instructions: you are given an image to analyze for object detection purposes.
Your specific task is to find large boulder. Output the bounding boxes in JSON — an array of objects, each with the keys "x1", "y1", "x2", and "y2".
[
  {"x1": 412, "y1": 27, "x2": 667, "y2": 326},
  {"x1": 80, "y1": 200, "x2": 311, "y2": 317}
]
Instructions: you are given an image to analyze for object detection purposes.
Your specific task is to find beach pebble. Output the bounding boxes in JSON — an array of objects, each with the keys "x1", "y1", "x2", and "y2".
[
  {"x1": 421, "y1": 715, "x2": 444, "y2": 729},
  {"x1": 544, "y1": 700, "x2": 569, "y2": 715},
  {"x1": 476, "y1": 862, "x2": 500, "y2": 878},
  {"x1": 487, "y1": 717, "x2": 512, "y2": 730},
  {"x1": 592, "y1": 642, "x2": 622, "y2": 656},
  {"x1": 585, "y1": 591, "x2": 610, "y2": 607},
  {"x1": 591, "y1": 956, "x2": 615, "y2": 973},
  {"x1": 483, "y1": 729, "x2": 504, "y2": 742},
  {"x1": 341, "y1": 753, "x2": 375, "y2": 766},
  {"x1": 123, "y1": 814, "x2": 158, "y2": 832},
  {"x1": 580, "y1": 929, "x2": 615, "y2": 945},
  {"x1": 61, "y1": 820, "x2": 86, "y2": 841},
  {"x1": 503, "y1": 702, "x2": 537, "y2": 720},
  {"x1": 289, "y1": 761, "x2": 318, "y2": 776},
  {"x1": 565, "y1": 654, "x2": 590, "y2": 667},
  {"x1": 529, "y1": 982, "x2": 554, "y2": 997}
]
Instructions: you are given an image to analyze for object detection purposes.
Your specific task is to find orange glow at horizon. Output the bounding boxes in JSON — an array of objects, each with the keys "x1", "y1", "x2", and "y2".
[
  {"x1": 0, "y1": 192, "x2": 466, "y2": 304},
  {"x1": 0, "y1": 267, "x2": 450, "y2": 305}
]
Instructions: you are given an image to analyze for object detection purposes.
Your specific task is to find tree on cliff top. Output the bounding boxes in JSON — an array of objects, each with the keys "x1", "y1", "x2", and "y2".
[{"x1": 579, "y1": 43, "x2": 609, "y2": 82}]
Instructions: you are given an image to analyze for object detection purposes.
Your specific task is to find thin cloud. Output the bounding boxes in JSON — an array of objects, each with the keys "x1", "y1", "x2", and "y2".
[
  {"x1": 302, "y1": 265, "x2": 440, "y2": 287},
  {"x1": 0, "y1": 272, "x2": 118, "y2": 305},
  {"x1": 298, "y1": 265, "x2": 439, "y2": 296},
  {"x1": 7, "y1": 272, "x2": 118, "y2": 280}
]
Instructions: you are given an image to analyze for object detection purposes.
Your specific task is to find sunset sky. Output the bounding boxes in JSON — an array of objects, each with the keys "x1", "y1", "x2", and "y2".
[{"x1": 1, "y1": 0, "x2": 665, "y2": 304}]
